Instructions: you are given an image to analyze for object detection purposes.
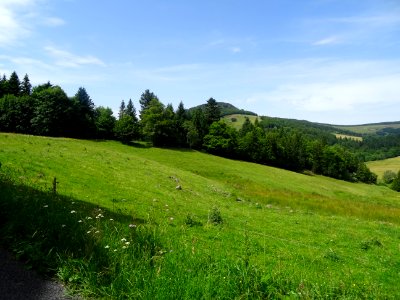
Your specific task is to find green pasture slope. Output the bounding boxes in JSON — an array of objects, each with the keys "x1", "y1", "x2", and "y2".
[
  {"x1": 367, "y1": 156, "x2": 400, "y2": 180},
  {"x1": 223, "y1": 114, "x2": 260, "y2": 130},
  {"x1": 1, "y1": 133, "x2": 400, "y2": 299},
  {"x1": 334, "y1": 122, "x2": 400, "y2": 135}
]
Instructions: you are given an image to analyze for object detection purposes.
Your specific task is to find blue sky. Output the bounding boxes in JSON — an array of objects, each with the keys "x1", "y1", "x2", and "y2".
[{"x1": 1, "y1": 0, "x2": 399, "y2": 124}]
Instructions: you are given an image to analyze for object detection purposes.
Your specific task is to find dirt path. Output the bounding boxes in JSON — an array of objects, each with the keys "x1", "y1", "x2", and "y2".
[{"x1": 0, "y1": 248, "x2": 80, "y2": 300}]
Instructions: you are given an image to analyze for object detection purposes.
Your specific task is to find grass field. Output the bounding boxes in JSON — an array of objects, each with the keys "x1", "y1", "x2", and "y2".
[
  {"x1": 334, "y1": 122, "x2": 400, "y2": 135},
  {"x1": 223, "y1": 114, "x2": 260, "y2": 130},
  {"x1": 1, "y1": 133, "x2": 400, "y2": 299},
  {"x1": 334, "y1": 134, "x2": 363, "y2": 142},
  {"x1": 367, "y1": 156, "x2": 400, "y2": 180}
]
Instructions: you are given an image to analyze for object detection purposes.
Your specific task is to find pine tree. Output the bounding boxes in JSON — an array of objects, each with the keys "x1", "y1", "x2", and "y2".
[
  {"x1": 20, "y1": 74, "x2": 32, "y2": 96},
  {"x1": 204, "y1": 97, "x2": 221, "y2": 126},
  {"x1": 72, "y1": 87, "x2": 96, "y2": 137},
  {"x1": 139, "y1": 89, "x2": 158, "y2": 117},
  {"x1": 176, "y1": 101, "x2": 187, "y2": 122},
  {"x1": 0, "y1": 75, "x2": 7, "y2": 98},
  {"x1": 126, "y1": 99, "x2": 137, "y2": 121},
  {"x1": 8, "y1": 71, "x2": 21, "y2": 96},
  {"x1": 119, "y1": 100, "x2": 126, "y2": 119}
]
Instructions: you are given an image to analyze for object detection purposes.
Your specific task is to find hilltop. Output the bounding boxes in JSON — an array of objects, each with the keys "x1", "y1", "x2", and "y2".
[{"x1": 1, "y1": 133, "x2": 400, "y2": 298}]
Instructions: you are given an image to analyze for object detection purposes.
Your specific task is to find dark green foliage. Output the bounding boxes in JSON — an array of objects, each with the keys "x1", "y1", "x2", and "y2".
[
  {"x1": 204, "y1": 97, "x2": 221, "y2": 126},
  {"x1": 391, "y1": 171, "x2": 400, "y2": 192},
  {"x1": 125, "y1": 99, "x2": 137, "y2": 122},
  {"x1": 208, "y1": 206, "x2": 223, "y2": 225},
  {"x1": 189, "y1": 102, "x2": 256, "y2": 117},
  {"x1": 118, "y1": 99, "x2": 126, "y2": 119},
  {"x1": 114, "y1": 115, "x2": 138, "y2": 142},
  {"x1": 0, "y1": 94, "x2": 35, "y2": 133},
  {"x1": 95, "y1": 106, "x2": 116, "y2": 139},
  {"x1": 70, "y1": 87, "x2": 96, "y2": 138},
  {"x1": 30, "y1": 85, "x2": 72, "y2": 136},
  {"x1": 139, "y1": 89, "x2": 159, "y2": 118},
  {"x1": 203, "y1": 120, "x2": 238, "y2": 157},
  {"x1": 0, "y1": 75, "x2": 7, "y2": 98},
  {"x1": 7, "y1": 71, "x2": 21, "y2": 96},
  {"x1": 114, "y1": 99, "x2": 139, "y2": 142},
  {"x1": 20, "y1": 74, "x2": 32, "y2": 96}
]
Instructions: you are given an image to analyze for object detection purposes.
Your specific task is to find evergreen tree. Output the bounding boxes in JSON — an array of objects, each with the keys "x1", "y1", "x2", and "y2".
[
  {"x1": 126, "y1": 99, "x2": 137, "y2": 121},
  {"x1": 204, "y1": 97, "x2": 221, "y2": 126},
  {"x1": 72, "y1": 87, "x2": 96, "y2": 138},
  {"x1": 7, "y1": 71, "x2": 21, "y2": 96},
  {"x1": 239, "y1": 117, "x2": 255, "y2": 137},
  {"x1": 139, "y1": 89, "x2": 158, "y2": 118},
  {"x1": 176, "y1": 101, "x2": 187, "y2": 122},
  {"x1": 20, "y1": 74, "x2": 32, "y2": 96},
  {"x1": 119, "y1": 100, "x2": 126, "y2": 119},
  {"x1": 115, "y1": 100, "x2": 139, "y2": 142},
  {"x1": 0, "y1": 75, "x2": 7, "y2": 98},
  {"x1": 175, "y1": 101, "x2": 188, "y2": 146}
]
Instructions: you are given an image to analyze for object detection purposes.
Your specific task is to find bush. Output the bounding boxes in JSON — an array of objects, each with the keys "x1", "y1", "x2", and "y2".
[
  {"x1": 391, "y1": 171, "x2": 400, "y2": 192},
  {"x1": 208, "y1": 206, "x2": 223, "y2": 225},
  {"x1": 383, "y1": 170, "x2": 397, "y2": 184}
]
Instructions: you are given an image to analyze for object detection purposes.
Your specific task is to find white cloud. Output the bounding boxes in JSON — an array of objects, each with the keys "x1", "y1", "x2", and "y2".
[
  {"x1": 230, "y1": 47, "x2": 242, "y2": 53},
  {"x1": 0, "y1": 2, "x2": 32, "y2": 46},
  {"x1": 42, "y1": 17, "x2": 65, "y2": 27},
  {"x1": 312, "y1": 36, "x2": 340, "y2": 46},
  {"x1": 44, "y1": 46, "x2": 105, "y2": 68},
  {"x1": 0, "y1": 0, "x2": 65, "y2": 47},
  {"x1": 240, "y1": 58, "x2": 400, "y2": 123}
]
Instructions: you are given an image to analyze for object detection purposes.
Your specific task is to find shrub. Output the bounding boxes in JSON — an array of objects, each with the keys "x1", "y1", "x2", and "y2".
[
  {"x1": 208, "y1": 206, "x2": 223, "y2": 225},
  {"x1": 383, "y1": 170, "x2": 396, "y2": 184},
  {"x1": 391, "y1": 171, "x2": 400, "y2": 192}
]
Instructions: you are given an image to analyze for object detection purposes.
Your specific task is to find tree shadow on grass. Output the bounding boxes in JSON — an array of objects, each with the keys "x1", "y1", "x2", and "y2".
[{"x1": 0, "y1": 175, "x2": 158, "y2": 299}]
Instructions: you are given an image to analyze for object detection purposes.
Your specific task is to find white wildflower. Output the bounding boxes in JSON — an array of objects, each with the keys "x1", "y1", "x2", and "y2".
[
  {"x1": 43, "y1": 205, "x2": 48, "y2": 208},
  {"x1": 70, "y1": 210, "x2": 76, "y2": 214},
  {"x1": 121, "y1": 238, "x2": 127, "y2": 242},
  {"x1": 105, "y1": 245, "x2": 110, "y2": 249}
]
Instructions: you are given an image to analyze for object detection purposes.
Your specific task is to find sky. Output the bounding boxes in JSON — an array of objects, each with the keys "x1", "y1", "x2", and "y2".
[{"x1": 0, "y1": 0, "x2": 399, "y2": 125}]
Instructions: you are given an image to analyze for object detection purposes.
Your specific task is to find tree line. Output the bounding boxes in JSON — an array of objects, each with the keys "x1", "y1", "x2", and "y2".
[{"x1": 0, "y1": 71, "x2": 377, "y2": 184}]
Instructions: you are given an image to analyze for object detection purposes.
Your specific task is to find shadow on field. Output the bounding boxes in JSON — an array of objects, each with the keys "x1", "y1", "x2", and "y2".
[{"x1": 0, "y1": 175, "x2": 152, "y2": 299}]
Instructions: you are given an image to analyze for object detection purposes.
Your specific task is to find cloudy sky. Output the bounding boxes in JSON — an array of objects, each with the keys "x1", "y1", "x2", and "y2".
[{"x1": 1, "y1": 0, "x2": 399, "y2": 124}]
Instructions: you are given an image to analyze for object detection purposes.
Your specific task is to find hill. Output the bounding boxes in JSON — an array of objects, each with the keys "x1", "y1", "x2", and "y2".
[
  {"x1": 189, "y1": 101, "x2": 257, "y2": 116},
  {"x1": 1, "y1": 133, "x2": 400, "y2": 298},
  {"x1": 334, "y1": 121, "x2": 400, "y2": 135}
]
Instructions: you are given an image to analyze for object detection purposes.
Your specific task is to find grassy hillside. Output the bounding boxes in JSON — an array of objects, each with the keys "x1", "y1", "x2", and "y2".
[
  {"x1": 1, "y1": 133, "x2": 400, "y2": 299},
  {"x1": 223, "y1": 114, "x2": 260, "y2": 130},
  {"x1": 367, "y1": 156, "x2": 400, "y2": 179},
  {"x1": 334, "y1": 122, "x2": 400, "y2": 135}
]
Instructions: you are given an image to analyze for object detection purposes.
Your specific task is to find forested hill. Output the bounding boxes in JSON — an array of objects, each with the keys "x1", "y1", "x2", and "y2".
[{"x1": 189, "y1": 101, "x2": 257, "y2": 116}]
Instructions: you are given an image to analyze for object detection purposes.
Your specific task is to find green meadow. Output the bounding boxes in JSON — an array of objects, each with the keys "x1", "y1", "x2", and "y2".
[
  {"x1": 1, "y1": 133, "x2": 400, "y2": 299},
  {"x1": 367, "y1": 156, "x2": 400, "y2": 180},
  {"x1": 223, "y1": 114, "x2": 260, "y2": 130},
  {"x1": 334, "y1": 122, "x2": 400, "y2": 135}
]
